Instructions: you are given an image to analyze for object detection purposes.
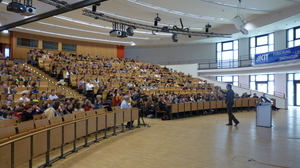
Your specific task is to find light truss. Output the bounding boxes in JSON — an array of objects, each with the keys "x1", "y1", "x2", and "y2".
[
  {"x1": 37, "y1": 0, "x2": 70, "y2": 8},
  {"x1": 82, "y1": 9, "x2": 232, "y2": 38}
]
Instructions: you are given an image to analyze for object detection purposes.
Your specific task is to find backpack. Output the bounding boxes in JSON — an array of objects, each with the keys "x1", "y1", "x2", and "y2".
[{"x1": 161, "y1": 114, "x2": 169, "y2": 120}]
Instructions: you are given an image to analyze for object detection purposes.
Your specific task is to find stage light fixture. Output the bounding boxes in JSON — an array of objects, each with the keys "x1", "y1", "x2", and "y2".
[
  {"x1": 126, "y1": 27, "x2": 134, "y2": 36},
  {"x1": 154, "y1": 13, "x2": 161, "y2": 26},
  {"x1": 172, "y1": 34, "x2": 178, "y2": 42},
  {"x1": 205, "y1": 23, "x2": 211, "y2": 33},
  {"x1": 92, "y1": 5, "x2": 97, "y2": 11}
]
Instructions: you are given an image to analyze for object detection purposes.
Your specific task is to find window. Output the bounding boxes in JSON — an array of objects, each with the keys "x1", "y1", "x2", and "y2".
[
  {"x1": 43, "y1": 41, "x2": 58, "y2": 50},
  {"x1": 216, "y1": 40, "x2": 238, "y2": 68},
  {"x1": 217, "y1": 76, "x2": 239, "y2": 86},
  {"x1": 250, "y1": 33, "x2": 274, "y2": 62},
  {"x1": 287, "y1": 26, "x2": 300, "y2": 48},
  {"x1": 250, "y1": 74, "x2": 274, "y2": 94},
  {"x1": 62, "y1": 43, "x2": 77, "y2": 52},
  {"x1": 17, "y1": 37, "x2": 38, "y2": 48}
]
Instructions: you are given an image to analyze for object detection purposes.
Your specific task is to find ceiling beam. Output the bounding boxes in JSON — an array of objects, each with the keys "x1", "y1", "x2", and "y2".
[{"x1": 0, "y1": 0, "x2": 108, "y2": 31}]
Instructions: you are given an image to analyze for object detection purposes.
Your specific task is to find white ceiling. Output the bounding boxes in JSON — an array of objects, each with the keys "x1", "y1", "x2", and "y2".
[{"x1": 1, "y1": 0, "x2": 300, "y2": 46}]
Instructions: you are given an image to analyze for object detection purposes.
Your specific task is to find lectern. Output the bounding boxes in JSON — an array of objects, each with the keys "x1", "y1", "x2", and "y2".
[{"x1": 256, "y1": 102, "x2": 272, "y2": 127}]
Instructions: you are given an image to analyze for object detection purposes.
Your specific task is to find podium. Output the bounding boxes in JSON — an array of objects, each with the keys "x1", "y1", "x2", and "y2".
[{"x1": 256, "y1": 102, "x2": 272, "y2": 127}]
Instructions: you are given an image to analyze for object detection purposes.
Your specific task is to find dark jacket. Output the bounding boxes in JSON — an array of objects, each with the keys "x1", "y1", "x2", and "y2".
[
  {"x1": 221, "y1": 89, "x2": 234, "y2": 105},
  {"x1": 22, "y1": 111, "x2": 33, "y2": 122}
]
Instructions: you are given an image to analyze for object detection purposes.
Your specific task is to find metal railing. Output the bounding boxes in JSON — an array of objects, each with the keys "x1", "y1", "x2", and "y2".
[{"x1": 198, "y1": 55, "x2": 253, "y2": 70}]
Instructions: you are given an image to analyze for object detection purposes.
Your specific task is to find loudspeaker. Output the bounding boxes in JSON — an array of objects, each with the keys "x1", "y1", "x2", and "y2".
[
  {"x1": 232, "y1": 15, "x2": 248, "y2": 35},
  {"x1": 172, "y1": 34, "x2": 178, "y2": 42}
]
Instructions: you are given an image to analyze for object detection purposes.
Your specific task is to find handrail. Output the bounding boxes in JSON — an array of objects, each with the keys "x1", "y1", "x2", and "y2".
[{"x1": 159, "y1": 55, "x2": 251, "y2": 66}]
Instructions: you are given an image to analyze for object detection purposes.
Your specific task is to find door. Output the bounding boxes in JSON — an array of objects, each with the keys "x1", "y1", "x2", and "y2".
[
  {"x1": 256, "y1": 82, "x2": 268, "y2": 93},
  {"x1": 295, "y1": 81, "x2": 300, "y2": 106}
]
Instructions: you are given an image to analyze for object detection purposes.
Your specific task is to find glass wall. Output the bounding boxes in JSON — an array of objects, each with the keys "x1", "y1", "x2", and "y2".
[
  {"x1": 217, "y1": 76, "x2": 239, "y2": 86},
  {"x1": 250, "y1": 74, "x2": 274, "y2": 94},
  {"x1": 217, "y1": 40, "x2": 238, "y2": 68},
  {"x1": 250, "y1": 33, "x2": 274, "y2": 61},
  {"x1": 287, "y1": 26, "x2": 300, "y2": 48}
]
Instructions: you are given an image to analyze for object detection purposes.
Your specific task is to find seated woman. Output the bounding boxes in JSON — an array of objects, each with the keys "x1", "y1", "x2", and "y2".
[
  {"x1": 5, "y1": 75, "x2": 13, "y2": 81},
  {"x1": 84, "y1": 100, "x2": 94, "y2": 111},
  {"x1": 41, "y1": 107, "x2": 56, "y2": 120}
]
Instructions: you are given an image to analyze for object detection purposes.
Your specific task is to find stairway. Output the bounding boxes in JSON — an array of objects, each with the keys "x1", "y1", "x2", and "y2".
[{"x1": 24, "y1": 64, "x2": 83, "y2": 99}]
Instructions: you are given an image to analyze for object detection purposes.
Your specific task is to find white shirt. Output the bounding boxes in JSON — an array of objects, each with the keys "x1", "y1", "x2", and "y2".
[
  {"x1": 49, "y1": 94, "x2": 59, "y2": 100},
  {"x1": 86, "y1": 83, "x2": 94, "y2": 91},
  {"x1": 19, "y1": 97, "x2": 30, "y2": 101},
  {"x1": 120, "y1": 100, "x2": 131, "y2": 109}
]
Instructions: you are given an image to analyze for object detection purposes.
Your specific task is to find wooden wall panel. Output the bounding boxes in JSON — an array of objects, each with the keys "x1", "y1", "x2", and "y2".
[
  {"x1": 0, "y1": 144, "x2": 11, "y2": 168},
  {"x1": 12, "y1": 32, "x2": 117, "y2": 60},
  {"x1": 0, "y1": 32, "x2": 10, "y2": 44},
  {"x1": 14, "y1": 137, "x2": 31, "y2": 167},
  {"x1": 33, "y1": 132, "x2": 47, "y2": 157}
]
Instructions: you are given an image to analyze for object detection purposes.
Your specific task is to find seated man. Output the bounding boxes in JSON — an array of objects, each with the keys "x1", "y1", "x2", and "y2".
[
  {"x1": 261, "y1": 93, "x2": 280, "y2": 111},
  {"x1": 49, "y1": 89, "x2": 59, "y2": 100},
  {"x1": 19, "y1": 93, "x2": 30, "y2": 101},
  {"x1": 40, "y1": 91, "x2": 48, "y2": 100},
  {"x1": 4, "y1": 94, "x2": 14, "y2": 103},
  {"x1": 120, "y1": 96, "x2": 133, "y2": 128}
]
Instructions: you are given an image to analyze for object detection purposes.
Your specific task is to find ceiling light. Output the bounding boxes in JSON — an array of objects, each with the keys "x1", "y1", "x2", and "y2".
[
  {"x1": 200, "y1": 0, "x2": 280, "y2": 12},
  {"x1": 84, "y1": 7, "x2": 203, "y2": 30},
  {"x1": 2, "y1": 30, "x2": 9, "y2": 33},
  {"x1": 54, "y1": 15, "x2": 171, "y2": 36},
  {"x1": 127, "y1": 0, "x2": 229, "y2": 21},
  {"x1": 15, "y1": 26, "x2": 134, "y2": 45},
  {"x1": 37, "y1": 21, "x2": 157, "y2": 40}
]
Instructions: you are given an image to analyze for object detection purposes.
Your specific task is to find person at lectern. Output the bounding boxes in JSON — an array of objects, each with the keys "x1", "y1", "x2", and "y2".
[{"x1": 220, "y1": 84, "x2": 240, "y2": 126}]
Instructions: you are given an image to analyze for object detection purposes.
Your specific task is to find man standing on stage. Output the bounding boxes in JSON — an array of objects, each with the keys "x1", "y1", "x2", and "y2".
[{"x1": 221, "y1": 84, "x2": 240, "y2": 126}]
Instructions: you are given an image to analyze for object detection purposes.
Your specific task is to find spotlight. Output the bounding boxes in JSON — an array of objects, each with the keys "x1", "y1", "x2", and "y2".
[
  {"x1": 126, "y1": 27, "x2": 134, "y2": 36},
  {"x1": 205, "y1": 23, "x2": 211, "y2": 33},
  {"x1": 172, "y1": 34, "x2": 178, "y2": 42},
  {"x1": 188, "y1": 35, "x2": 191, "y2": 38},
  {"x1": 154, "y1": 13, "x2": 161, "y2": 26},
  {"x1": 92, "y1": 4, "x2": 97, "y2": 12},
  {"x1": 161, "y1": 26, "x2": 169, "y2": 32}
]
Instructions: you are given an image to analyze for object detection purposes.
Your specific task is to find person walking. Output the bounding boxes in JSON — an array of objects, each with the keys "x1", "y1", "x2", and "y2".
[{"x1": 221, "y1": 84, "x2": 240, "y2": 126}]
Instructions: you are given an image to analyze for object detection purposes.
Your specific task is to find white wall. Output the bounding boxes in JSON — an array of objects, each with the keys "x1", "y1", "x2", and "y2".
[
  {"x1": 162, "y1": 63, "x2": 198, "y2": 77},
  {"x1": 275, "y1": 73, "x2": 287, "y2": 96},
  {"x1": 125, "y1": 43, "x2": 215, "y2": 65},
  {"x1": 274, "y1": 30, "x2": 286, "y2": 50},
  {"x1": 239, "y1": 75, "x2": 249, "y2": 87}
]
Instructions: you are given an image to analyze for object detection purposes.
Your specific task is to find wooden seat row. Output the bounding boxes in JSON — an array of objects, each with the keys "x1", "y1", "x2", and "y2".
[
  {"x1": 0, "y1": 107, "x2": 139, "y2": 168},
  {"x1": 168, "y1": 98, "x2": 264, "y2": 119}
]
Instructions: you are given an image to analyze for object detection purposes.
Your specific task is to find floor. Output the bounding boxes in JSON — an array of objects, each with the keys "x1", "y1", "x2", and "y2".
[{"x1": 27, "y1": 107, "x2": 300, "y2": 168}]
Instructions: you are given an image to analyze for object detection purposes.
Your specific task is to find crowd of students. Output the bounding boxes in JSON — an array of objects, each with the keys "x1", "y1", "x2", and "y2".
[{"x1": 0, "y1": 49, "x2": 279, "y2": 123}]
